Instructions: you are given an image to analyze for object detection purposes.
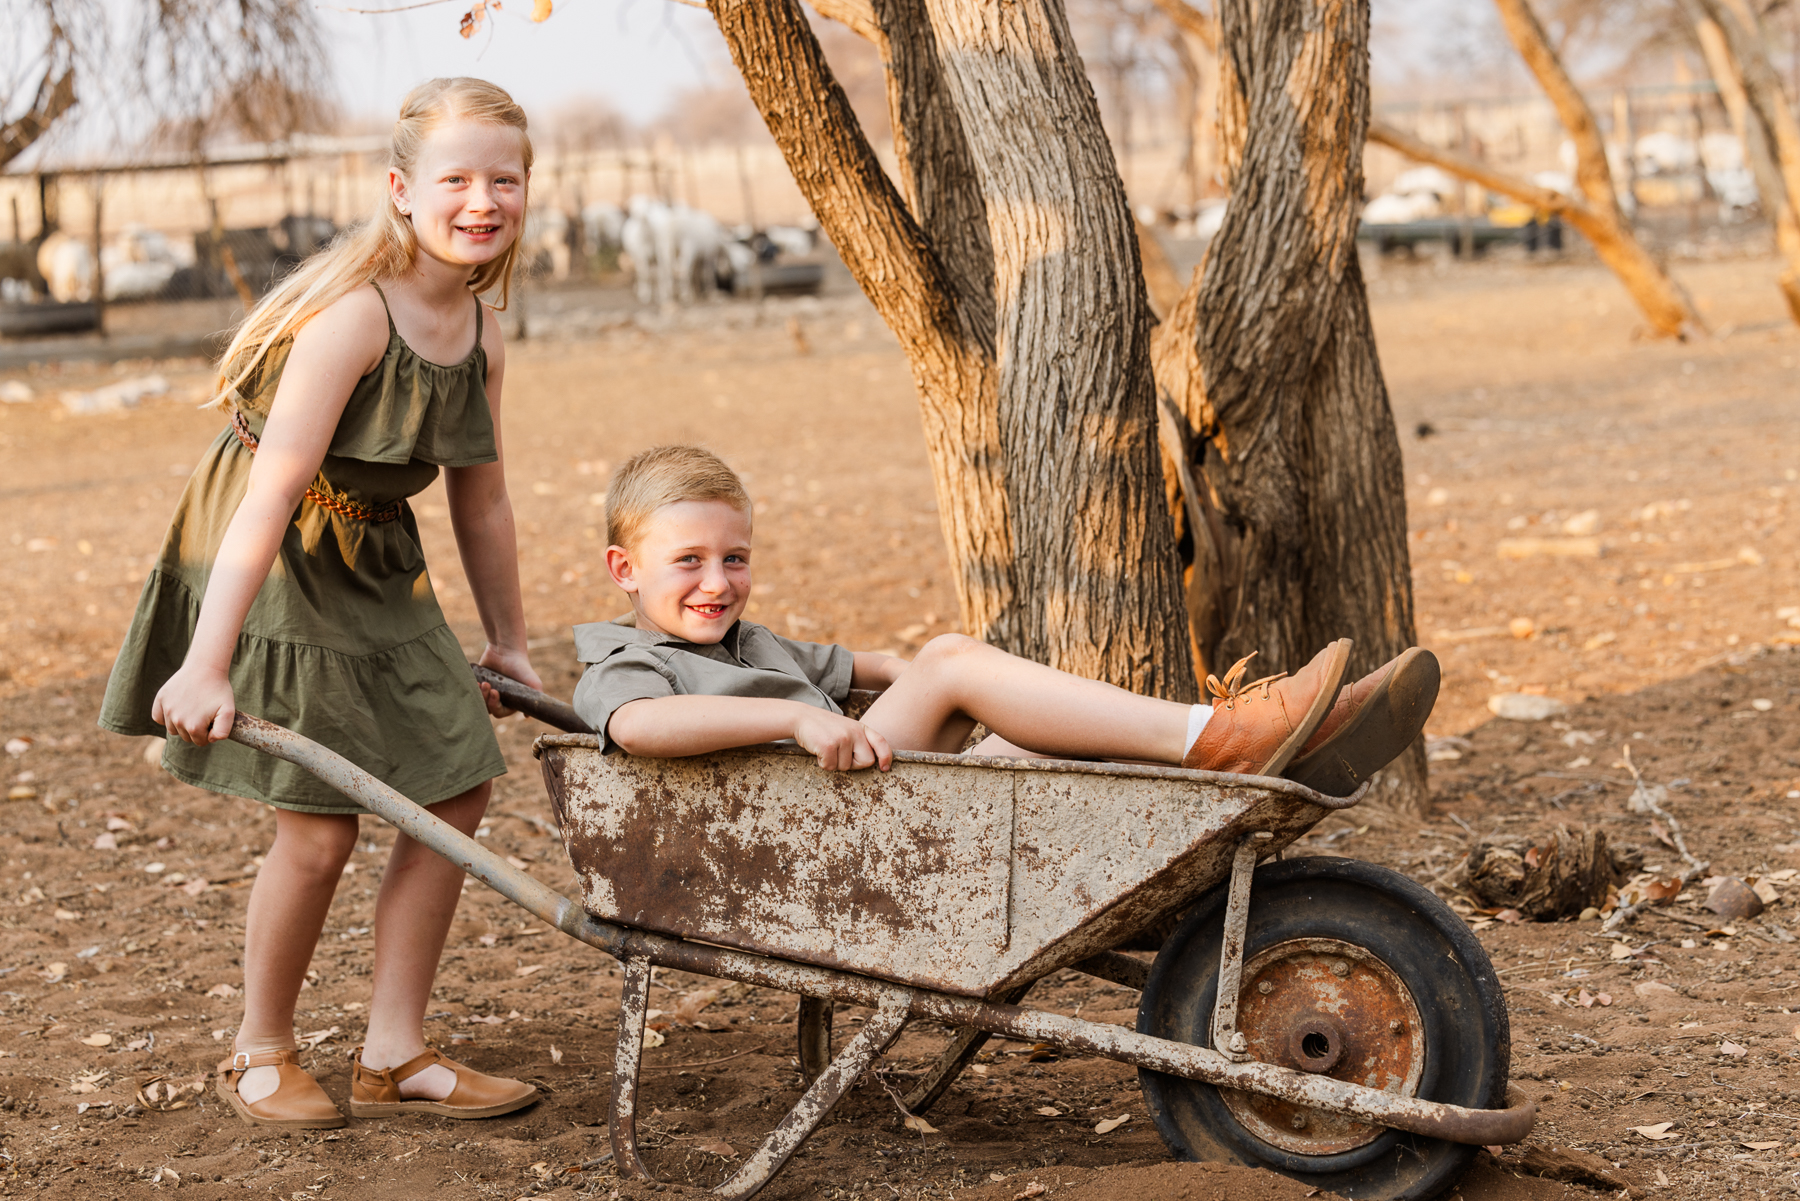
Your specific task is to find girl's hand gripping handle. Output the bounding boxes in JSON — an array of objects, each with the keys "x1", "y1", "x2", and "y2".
[{"x1": 151, "y1": 665, "x2": 237, "y2": 746}]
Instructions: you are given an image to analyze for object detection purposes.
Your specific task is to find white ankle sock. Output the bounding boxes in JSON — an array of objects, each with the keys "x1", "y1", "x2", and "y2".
[{"x1": 1184, "y1": 703, "x2": 1215, "y2": 755}]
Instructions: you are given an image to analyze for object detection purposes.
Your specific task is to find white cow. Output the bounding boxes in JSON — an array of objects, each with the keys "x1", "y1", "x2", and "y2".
[
  {"x1": 36, "y1": 232, "x2": 94, "y2": 303},
  {"x1": 620, "y1": 196, "x2": 731, "y2": 306},
  {"x1": 581, "y1": 202, "x2": 625, "y2": 254}
]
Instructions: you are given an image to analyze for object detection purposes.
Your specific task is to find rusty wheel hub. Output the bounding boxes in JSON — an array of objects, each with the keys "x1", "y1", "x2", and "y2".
[{"x1": 1220, "y1": 937, "x2": 1426, "y2": 1156}]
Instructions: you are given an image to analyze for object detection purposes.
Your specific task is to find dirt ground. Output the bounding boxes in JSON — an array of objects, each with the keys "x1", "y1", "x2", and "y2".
[{"x1": 2, "y1": 250, "x2": 1798, "y2": 1200}]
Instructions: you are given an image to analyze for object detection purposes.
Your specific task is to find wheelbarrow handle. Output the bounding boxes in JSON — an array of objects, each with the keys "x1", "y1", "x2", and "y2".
[{"x1": 470, "y1": 664, "x2": 595, "y2": 734}]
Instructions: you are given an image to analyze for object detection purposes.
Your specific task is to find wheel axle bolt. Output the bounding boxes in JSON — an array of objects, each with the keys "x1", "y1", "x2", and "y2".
[
  {"x1": 1228, "y1": 1032, "x2": 1248, "y2": 1054},
  {"x1": 1291, "y1": 1113, "x2": 1307, "y2": 1130},
  {"x1": 1332, "y1": 960, "x2": 1350, "y2": 978},
  {"x1": 1390, "y1": 1020, "x2": 1404, "y2": 1034},
  {"x1": 1257, "y1": 981, "x2": 1273, "y2": 995}
]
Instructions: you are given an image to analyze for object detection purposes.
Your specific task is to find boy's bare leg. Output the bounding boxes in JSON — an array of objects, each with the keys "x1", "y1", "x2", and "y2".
[{"x1": 862, "y1": 634, "x2": 1190, "y2": 762}]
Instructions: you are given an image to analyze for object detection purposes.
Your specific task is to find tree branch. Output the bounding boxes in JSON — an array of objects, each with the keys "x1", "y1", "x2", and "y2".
[
  {"x1": 1367, "y1": 120, "x2": 1575, "y2": 215},
  {"x1": 808, "y1": 0, "x2": 880, "y2": 41},
  {"x1": 1491, "y1": 0, "x2": 1625, "y2": 224},
  {"x1": 0, "y1": 65, "x2": 76, "y2": 172},
  {"x1": 1147, "y1": 0, "x2": 1217, "y2": 53},
  {"x1": 1690, "y1": 0, "x2": 1800, "y2": 225}
]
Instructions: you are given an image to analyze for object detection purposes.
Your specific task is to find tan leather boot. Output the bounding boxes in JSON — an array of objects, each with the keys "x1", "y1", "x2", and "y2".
[
  {"x1": 215, "y1": 1049, "x2": 346, "y2": 1129},
  {"x1": 1182, "y1": 639, "x2": 1351, "y2": 776},
  {"x1": 1285, "y1": 647, "x2": 1440, "y2": 797},
  {"x1": 349, "y1": 1046, "x2": 538, "y2": 1119}
]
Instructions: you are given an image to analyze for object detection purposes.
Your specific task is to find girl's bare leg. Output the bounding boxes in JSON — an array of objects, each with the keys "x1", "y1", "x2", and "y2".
[
  {"x1": 358, "y1": 782, "x2": 491, "y2": 1100},
  {"x1": 863, "y1": 634, "x2": 1191, "y2": 761},
  {"x1": 236, "y1": 809, "x2": 359, "y2": 1103}
]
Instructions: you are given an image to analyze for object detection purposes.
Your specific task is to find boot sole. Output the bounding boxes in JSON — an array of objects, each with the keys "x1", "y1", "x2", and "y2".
[
  {"x1": 1284, "y1": 647, "x2": 1440, "y2": 797},
  {"x1": 348, "y1": 1090, "x2": 540, "y2": 1120},
  {"x1": 1254, "y1": 638, "x2": 1353, "y2": 777},
  {"x1": 216, "y1": 1075, "x2": 347, "y2": 1129}
]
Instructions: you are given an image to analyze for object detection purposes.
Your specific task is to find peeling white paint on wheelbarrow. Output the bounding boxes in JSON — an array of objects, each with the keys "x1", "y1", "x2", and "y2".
[{"x1": 537, "y1": 735, "x2": 1352, "y2": 997}]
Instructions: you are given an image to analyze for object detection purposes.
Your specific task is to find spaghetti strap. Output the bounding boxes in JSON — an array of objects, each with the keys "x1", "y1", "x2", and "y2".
[
  {"x1": 369, "y1": 281, "x2": 397, "y2": 338},
  {"x1": 472, "y1": 292, "x2": 483, "y2": 343}
]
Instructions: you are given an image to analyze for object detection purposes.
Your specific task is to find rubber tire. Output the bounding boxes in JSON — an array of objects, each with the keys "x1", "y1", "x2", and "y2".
[{"x1": 1136, "y1": 856, "x2": 1509, "y2": 1201}]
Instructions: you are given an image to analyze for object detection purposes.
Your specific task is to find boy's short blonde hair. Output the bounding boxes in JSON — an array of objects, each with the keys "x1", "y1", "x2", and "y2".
[{"x1": 606, "y1": 445, "x2": 751, "y2": 549}]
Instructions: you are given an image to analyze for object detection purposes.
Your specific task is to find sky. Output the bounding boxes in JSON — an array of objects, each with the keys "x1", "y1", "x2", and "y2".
[{"x1": 320, "y1": 0, "x2": 734, "y2": 127}]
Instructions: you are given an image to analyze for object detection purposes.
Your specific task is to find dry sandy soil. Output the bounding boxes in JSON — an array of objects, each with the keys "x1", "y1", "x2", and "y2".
[{"x1": 1, "y1": 250, "x2": 1798, "y2": 1201}]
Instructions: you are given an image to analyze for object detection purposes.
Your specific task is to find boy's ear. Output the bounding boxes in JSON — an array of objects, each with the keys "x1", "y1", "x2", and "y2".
[{"x1": 604, "y1": 545, "x2": 639, "y2": 593}]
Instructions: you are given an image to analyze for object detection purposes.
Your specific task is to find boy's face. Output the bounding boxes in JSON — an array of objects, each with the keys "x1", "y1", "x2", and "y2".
[{"x1": 605, "y1": 500, "x2": 752, "y2": 644}]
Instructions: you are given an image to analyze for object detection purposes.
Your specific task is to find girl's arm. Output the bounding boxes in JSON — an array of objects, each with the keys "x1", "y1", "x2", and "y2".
[
  {"x1": 608, "y1": 695, "x2": 892, "y2": 771},
  {"x1": 447, "y1": 305, "x2": 541, "y2": 711},
  {"x1": 850, "y1": 651, "x2": 906, "y2": 690},
  {"x1": 152, "y1": 291, "x2": 391, "y2": 745}
]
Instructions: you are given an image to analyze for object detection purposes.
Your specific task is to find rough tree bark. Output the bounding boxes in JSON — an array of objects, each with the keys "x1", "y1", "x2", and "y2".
[
  {"x1": 712, "y1": 0, "x2": 1195, "y2": 699},
  {"x1": 1687, "y1": 0, "x2": 1800, "y2": 324},
  {"x1": 1154, "y1": 0, "x2": 1427, "y2": 810}
]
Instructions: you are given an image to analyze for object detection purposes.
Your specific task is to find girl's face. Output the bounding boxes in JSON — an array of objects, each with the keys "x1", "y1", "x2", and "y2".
[{"x1": 390, "y1": 118, "x2": 528, "y2": 274}]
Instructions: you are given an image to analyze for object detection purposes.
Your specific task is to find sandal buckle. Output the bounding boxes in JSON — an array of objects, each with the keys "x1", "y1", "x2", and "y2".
[{"x1": 231, "y1": 1051, "x2": 251, "y2": 1071}]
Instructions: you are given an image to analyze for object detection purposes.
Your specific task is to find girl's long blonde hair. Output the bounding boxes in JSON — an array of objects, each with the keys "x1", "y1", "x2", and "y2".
[{"x1": 210, "y1": 77, "x2": 533, "y2": 411}]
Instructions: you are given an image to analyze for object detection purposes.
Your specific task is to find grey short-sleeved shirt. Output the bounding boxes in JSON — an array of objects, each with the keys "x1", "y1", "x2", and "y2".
[{"x1": 571, "y1": 618, "x2": 855, "y2": 752}]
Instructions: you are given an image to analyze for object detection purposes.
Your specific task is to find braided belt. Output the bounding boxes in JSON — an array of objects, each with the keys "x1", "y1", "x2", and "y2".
[{"x1": 231, "y1": 410, "x2": 404, "y2": 524}]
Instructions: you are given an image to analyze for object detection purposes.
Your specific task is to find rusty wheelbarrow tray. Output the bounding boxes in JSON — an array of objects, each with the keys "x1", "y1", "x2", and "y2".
[{"x1": 229, "y1": 698, "x2": 1532, "y2": 1201}]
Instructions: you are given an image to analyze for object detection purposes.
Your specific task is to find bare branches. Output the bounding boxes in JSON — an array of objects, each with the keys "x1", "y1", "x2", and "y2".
[
  {"x1": 1367, "y1": 121, "x2": 1573, "y2": 215},
  {"x1": 1146, "y1": 0, "x2": 1215, "y2": 53},
  {"x1": 808, "y1": 0, "x2": 880, "y2": 42},
  {"x1": 0, "y1": 63, "x2": 75, "y2": 171}
]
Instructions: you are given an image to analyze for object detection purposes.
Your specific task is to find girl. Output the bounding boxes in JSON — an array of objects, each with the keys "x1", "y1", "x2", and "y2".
[{"x1": 100, "y1": 78, "x2": 542, "y2": 1128}]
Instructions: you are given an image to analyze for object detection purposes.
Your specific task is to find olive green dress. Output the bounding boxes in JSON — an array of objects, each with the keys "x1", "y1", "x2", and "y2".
[{"x1": 98, "y1": 288, "x2": 507, "y2": 813}]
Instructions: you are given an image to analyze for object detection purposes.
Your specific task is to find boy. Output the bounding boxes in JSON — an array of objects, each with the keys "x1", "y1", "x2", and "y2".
[{"x1": 572, "y1": 446, "x2": 1435, "y2": 791}]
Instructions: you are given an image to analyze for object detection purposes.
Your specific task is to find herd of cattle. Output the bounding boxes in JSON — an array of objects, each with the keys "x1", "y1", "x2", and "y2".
[{"x1": 6, "y1": 195, "x2": 819, "y2": 309}]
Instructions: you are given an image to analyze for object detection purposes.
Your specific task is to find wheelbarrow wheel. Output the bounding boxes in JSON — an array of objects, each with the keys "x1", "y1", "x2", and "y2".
[{"x1": 1136, "y1": 856, "x2": 1509, "y2": 1201}]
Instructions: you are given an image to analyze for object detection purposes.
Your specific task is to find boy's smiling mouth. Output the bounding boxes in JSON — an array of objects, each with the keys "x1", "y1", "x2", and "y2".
[{"x1": 687, "y1": 603, "x2": 731, "y2": 618}]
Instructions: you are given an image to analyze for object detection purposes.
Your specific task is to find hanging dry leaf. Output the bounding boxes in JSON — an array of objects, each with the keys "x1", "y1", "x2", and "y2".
[
  {"x1": 1034, "y1": 1105, "x2": 1062, "y2": 1117},
  {"x1": 80, "y1": 1032, "x2": 112, "y2": 1047},
  {"x1": 903, "y1": 1113, "x2": 939, "y2": 1135},
  {"x1": 694, "y1": 1138, "x2": 737, "y2": 1157},
  {"x1": 1094, "y1": 1114, "x2": 1129, "y2": 1134},
  {"x1": 550, "y1": 1045, "x2": 563, "y2": 1065},
  {"x1": 515, "y1": 964, "x2": 546, "y2": 978},
  {"x1": 1630, "y1": 1122, "x2": 1677, "y2": 1140},
  {"x1": 531, "y1": 0, "x2": 552, "y2": 20},
  {"x1": 458, "y1": 0, "x2": 487, "y2": 38}
]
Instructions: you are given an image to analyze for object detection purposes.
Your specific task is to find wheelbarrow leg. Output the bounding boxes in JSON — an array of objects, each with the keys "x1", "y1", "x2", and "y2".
[
  {"x1": 796, "y1": 995, "x2": 833, "y2": 1083},
  {"x1": 715, "y1": 989, "x2": 913, "y2": 1201},
  {"x1": 899, "y1": 979, "x2": 1035, "y2": 1115},
  {"x1": 610, "y1": 955, "x2": 655, "y2": 1180}
]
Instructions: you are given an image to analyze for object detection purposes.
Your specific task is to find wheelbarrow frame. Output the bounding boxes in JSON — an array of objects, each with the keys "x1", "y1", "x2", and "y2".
[{"x1": 228, "y1": 710, "x2": 1533, "y2": 1200}]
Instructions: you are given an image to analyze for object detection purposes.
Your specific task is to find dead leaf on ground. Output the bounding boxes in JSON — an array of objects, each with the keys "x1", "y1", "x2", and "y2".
[
  {"x1": 903, "y1": 1113, "x2": 939, "y2": 1135},
  {"x1": 1744, "y1": 1141, "x2": 1783, "y2": 1151},
  {"x1": 137, "y1": 1077, "x2": 205, "y2": 1111},
  {"x1": 549, "y1": 1045, "x2": 563, "y2": 1065},
  {"x1": 1643, "y1": 878, "x2": 1683, "y2": 903},
  {"x1": 465, "y1": 1014, "x2": 504, "y2": 1025},
  {"x1": 1025, "y1": 1042, "x2": 1059, "y2": 1062},
  {"x1": 670, "y1": 988, "x2": 720, "y2": 1026},
  {"x1": 1094, "y1": 1114, "x2": 1130, "y2": 1134},
  {"x1": 1012, "y1": 1184, "x2": 1049, "y2": 1200},
  {"x1": 1034, "y1": 1105, "x2": 1062, "y2": 1117},
  {"x1": 79, "y1": 1032, "x2": 111, "y2": 1047},
  {"x1": 205, "y1": 982, "x2": 239, "y2": 998},
  {"x1": 1630, "y1": 1122, "x2": 1678, "y2": 1140},
  {"x1": 92, "y1": 832, "x2": 117, "y2": 850},
  {"x1": 1494, "y1": 909, "x2": 1522, "y2": 924},
  {"x1": 54, "y1": 908, "x2": 79, "y2": 921},
  {"x1": 40, "y1": 962, "x2": 68, "y2": 983},
  {"x1": 297, "y1": 1026, "x2": 339, "y2": 1050},
  {"x1": 641, "y1": 1026, "x2": 665, "y2": 1048},
  {"x1": 515, "y1": 964, "x2": 546, "y2": 978},
  {"x1": 1719, "y1": 1040, "x2": 1749, "y2": 1058},
  {"x1": 694, "y1": 1138, "x2": 737, "y2": 1157}
]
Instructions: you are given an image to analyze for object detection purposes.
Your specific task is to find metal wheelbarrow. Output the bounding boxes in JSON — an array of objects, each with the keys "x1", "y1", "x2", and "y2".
[{"x1": 226, "y1": 669, "x2": 1533, "y2": 1201}]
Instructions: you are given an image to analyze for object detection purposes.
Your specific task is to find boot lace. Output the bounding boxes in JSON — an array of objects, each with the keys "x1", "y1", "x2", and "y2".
[{"x1": 1204, "y1": 652, "x2": 1289, "y2": 711}]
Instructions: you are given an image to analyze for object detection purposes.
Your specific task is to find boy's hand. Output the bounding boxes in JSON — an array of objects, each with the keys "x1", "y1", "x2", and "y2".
[{"x1": 792, "y1": 709, "x2": 893, "y2": 772}]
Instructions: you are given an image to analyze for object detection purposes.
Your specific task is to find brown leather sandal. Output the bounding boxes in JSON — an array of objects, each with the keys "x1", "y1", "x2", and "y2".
[
  {"x1": 349, "y1": 1045, "x2": 538, "y2": 1119},
  {"x1": 215, "y1": 1049, "x2": 347, "y2": 1129}
]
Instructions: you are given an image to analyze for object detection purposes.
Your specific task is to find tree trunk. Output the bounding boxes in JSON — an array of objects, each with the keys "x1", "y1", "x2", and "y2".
[
  {"x1": 1689, "y1": 0, "x2": 1800, "y2": 324},
  {"x1": 716, "y1": 0, "x2": 1195, "y2": 699},
  {"x1": 1153, "y1": 0, "x2": 1426, "y2": 810},
  {"x1": 1366, "y1": 118, "x2": 1705, "y2": 340},
  {"x1": 0, "y1": 65, "x2": 75, "y2": 172}
]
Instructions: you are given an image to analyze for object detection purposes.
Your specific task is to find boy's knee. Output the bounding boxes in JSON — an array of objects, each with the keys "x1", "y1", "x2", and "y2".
[{"x1": 911, "y1": 633, "x2": 982, "y2": 673}]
